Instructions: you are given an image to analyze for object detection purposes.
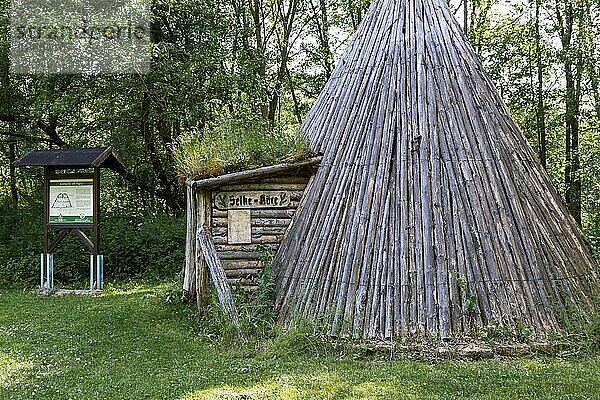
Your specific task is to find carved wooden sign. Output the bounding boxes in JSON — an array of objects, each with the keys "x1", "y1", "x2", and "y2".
[{"x1": 214, "y1": 191, "x2": 291, "y2": 210}]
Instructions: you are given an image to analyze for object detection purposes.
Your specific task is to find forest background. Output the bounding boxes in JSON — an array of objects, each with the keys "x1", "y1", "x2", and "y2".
[{"x1": 0, "y1": 0, "x2": 598, "y2": 287}]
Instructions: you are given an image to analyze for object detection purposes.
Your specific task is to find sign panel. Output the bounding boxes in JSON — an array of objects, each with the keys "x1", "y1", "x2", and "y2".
[
  {"x1": 215, "y1": 191, "x2": 291, "y2": 210},
  {"x1": 49, "y1": 178, "x2": 94, "y2": 224},
  {"x1": 227, "y1": 210, "x2": 252, "y2": 244}
]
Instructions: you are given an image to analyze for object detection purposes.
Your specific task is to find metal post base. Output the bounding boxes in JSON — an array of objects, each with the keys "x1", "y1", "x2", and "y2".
[
  {"x1": 89, "y1": 255, "x2": 104, "y2": 290},
  {"x1": 40, "y1": 253, "x2": 54, "y2": 290}
]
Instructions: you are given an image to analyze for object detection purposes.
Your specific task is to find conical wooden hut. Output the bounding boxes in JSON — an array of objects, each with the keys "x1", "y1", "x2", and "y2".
[{"x1": 273, "y1": 0, "x2": 599, "y2": 339}]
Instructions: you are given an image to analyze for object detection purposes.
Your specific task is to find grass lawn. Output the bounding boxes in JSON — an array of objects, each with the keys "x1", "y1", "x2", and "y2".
[{"x1": 1, "y1": 282, "x2": 599, "y2": 399}]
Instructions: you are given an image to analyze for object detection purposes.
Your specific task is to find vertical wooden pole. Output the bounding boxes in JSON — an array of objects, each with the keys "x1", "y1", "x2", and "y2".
[
  {"x1": 183, "y1": 183, "x2": 197, "y2": 301},
  {"x1": 195, "y1": 189, "x2": 211, "y2": 312},
  {"x1": 93, "y1": 167, "x2": 100, "y2": 289},
  {"x1": 463, "y1": 0, "x2": 468, "y2": 35},
  {"x1": 42, "y1": 167, "x2": 49, "y2": 289}
]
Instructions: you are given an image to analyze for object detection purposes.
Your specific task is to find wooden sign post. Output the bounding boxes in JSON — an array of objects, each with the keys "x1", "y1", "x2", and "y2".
[
  {"x1": 14, "y1": 147, "x2": 125, "y2": 293},
  {"x1": 42, "y1": 168, "x2": 102, "y2": 291}
]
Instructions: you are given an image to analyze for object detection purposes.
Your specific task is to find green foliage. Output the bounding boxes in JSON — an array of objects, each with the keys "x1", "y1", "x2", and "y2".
[
  {"x1": 196, "y1": 246, "x2": 278, "y2": 344},
  {"x1": 457, "y1": 0, "x2": 600, "y2": 245},
  {"x1": 195, "y1": 293, "x2": 242, "y2": 345},
  {"x1": 0, "y1": 0, "x2": 239, "y2": 213},
  {"x1": 254, "y1": 246, "x2": 277, "y2": 311},
  {"x1": 0, "y1": 198, "x2": 43, "y2": 286},
  {"x1": 551, "y1": 297, "x2": 600, "y2": 355},
  {"x1": 260, "y1": 317, "x2": 336, "y2": 361},
  {"x1": 175, "y1": 117, "x2": 311, "y2": 179},
  {"x1": 478, "y1": 319, "x2": 534, "y2": 343},
  {"x1": 237, "y1": 246, "x2": 278, "y2": 338},
  {"x1": 102, "y1": 214, "x2": 185, "y2": 281},
  {"x1": 581, "y1": 126, "x2": 600, "y2": 255},
  {"x1": 456, "y1": 274, "x2": 477, "y2": 317},
  {"x1": 589, "y1": 313, "x2": 600, "y2": 351}
]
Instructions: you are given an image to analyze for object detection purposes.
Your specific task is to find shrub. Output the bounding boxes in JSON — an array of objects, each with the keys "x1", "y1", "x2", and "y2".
[
  {"x1": 261, "y1": 317, "x2": 332, "y2": 360},
  {"x1": 0, "y1": 197, "x2": 43, "y2": 287},
  {"x1": 590, "y1": 313, "x2": 600, "y2": 351},
  {"x1": 102, "y1": 214, "x2": 185, "y2": 281}
]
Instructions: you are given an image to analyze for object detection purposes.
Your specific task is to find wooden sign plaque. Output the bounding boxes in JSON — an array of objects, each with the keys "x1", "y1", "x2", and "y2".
[{"x1": 214, "y1": 191, "x2": 291, "y2": 210}]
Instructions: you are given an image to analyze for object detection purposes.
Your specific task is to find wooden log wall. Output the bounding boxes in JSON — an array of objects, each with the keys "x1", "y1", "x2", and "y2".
[
  {"x1": 211, "y1": 175, "x2": 310, "y2": 288},
  {"x1": 184, "y1": 170, "x2": 314, "y2": 300}
]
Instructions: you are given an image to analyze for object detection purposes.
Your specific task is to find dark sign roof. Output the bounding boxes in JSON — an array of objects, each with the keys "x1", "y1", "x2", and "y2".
[{"x1": 13, "y1": 147, "x2": 125, "y2": 170}]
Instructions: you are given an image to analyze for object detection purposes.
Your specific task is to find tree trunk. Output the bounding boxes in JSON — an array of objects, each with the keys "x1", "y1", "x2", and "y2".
[
  {"x1": 268, "y1": 0, "x2": 299, "y2": 125},
  {"x1": 140, "y1": 89, "x2": 182, "y2": 213},
  {"x1": 312, "y1": 0, "x2": 333, "y2": 78},
  {"x1": 591, "y1": 62, "x2": 600, "y2": 120},
  {"x1": 535, "y1": 0, "x2": 547, "y2": 169},
  {"x1": 140, "y1": 19, "x2": 184, "y2": 214},
  {"x1": 558, "y1": 0, "x2": 582, "y2": 225},
  {"x1": 287, "y1": 67, "x2": 302, "y2": 124},
  {"x1": 585, "y1": 3, "x2": 600, "y2": 120},
  {"x1": 249, "y1": 0, "x2": 270, "y2": 120},
  {"x1": 570, "y1": 29, "x2": 584, "y2": 227},
  {"x1": 9, "y1": 140, "x2": 17, "y2": 206},
  {"x1": 563, "y1": 39, "x2": 575, "y2": 222},
  {"x1": 319, "y1": 0, "x2": 333, "y2": 77},
  {"x1": 464, "y1": 0, "x2": 468, "y2": 35},
  {"x1": 346, "y1": 0, "x2": 368, "y2": 30}
]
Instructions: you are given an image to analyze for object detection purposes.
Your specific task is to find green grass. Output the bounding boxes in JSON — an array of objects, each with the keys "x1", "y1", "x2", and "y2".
[
  {"x1": 1, "y1": 282, "x2": 600, "y2": 399},
  {"x1": 175, "y1": 119, "x2": 311, "y2": 180}
]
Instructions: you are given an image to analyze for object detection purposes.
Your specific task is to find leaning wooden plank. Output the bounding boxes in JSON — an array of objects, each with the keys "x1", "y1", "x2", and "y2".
[
  {"x1": 197, "y1": 226, "x2": 245, "y2": 341},
  {"x1": 195, "y1": 231, "x2": 210, "y2": 312}
]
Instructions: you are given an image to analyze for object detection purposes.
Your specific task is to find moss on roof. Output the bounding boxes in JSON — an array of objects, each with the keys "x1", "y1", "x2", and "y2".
[{"x1": 175, "y1": 119, "x2": 311, "y2": 180}]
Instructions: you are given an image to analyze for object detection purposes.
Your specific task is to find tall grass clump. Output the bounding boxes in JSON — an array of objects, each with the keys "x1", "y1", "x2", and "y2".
[
  {"x1": 175, "y1": 117, "x2": 311, "y2": 179},
  {"x1": 195, "y1": 246, "x2": 279, "y2": 346}
]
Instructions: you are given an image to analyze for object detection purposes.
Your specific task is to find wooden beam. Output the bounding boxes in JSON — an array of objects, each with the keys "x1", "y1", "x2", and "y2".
[
  {"x1": 48, "y1": 229, "x2": 70, "y2": 253},
  {"x1": 187, "y1": 156, "x2": 322, "y2": 190},
  {"x1": 73, "y1": 229, "x2": 95, "y2": 253}
]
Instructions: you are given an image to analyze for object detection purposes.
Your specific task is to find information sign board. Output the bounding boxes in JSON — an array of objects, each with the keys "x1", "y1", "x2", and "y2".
[{"x1": 49, "y1": 178, "x2": 94, "y2": 224}]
